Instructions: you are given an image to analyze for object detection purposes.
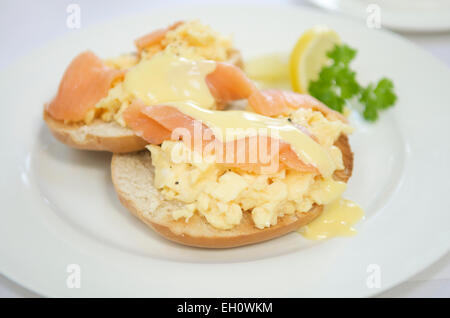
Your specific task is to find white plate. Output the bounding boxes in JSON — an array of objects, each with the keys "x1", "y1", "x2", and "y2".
[
  {"x1": 306, "y1": 0, "x2": 450, "y2": 32},
  {"x1": 0, "y1": 3, "x2": 449, "y2": 297}
]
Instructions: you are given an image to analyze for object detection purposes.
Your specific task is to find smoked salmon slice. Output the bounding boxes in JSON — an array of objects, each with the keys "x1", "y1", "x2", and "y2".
[
  {"x1": 218, "y1": 136, "x2": 318, "y2": 174},
  {"x1": 46, "y1": 51, "x2": 125, "y2": 122},
  {"x1": 140, "y1": 104, "x2": 212, "y2": 148},
  {"x1": 205, "y1": 62, "x2": 256, "y2": 106},
  {"x1": 205, "y1": 63, "x2": 347, "y2": 123},
  {"x1": 122, "y1": 100, "x2": 172, "y2": 145},
  {"x1": 248, "y1": 89, "x2": 348, "y2": 123},
  {"x1": 123, "y1": 101, "x2": 319, "y2": 174},
  {"x1": 134, "y1": 21, "x2": 184, "y2": 53}
]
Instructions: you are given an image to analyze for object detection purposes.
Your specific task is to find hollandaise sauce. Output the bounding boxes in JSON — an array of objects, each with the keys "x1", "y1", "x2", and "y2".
[
  {"x1": 123, "y1": 52, "x2": 335, "y2": 177},
  {"x1": 124, "y1": 52, "x2": 217, "y2": 108},
  {"x1": 300, "y1": 198, "x2": 364, "y2": 240}
]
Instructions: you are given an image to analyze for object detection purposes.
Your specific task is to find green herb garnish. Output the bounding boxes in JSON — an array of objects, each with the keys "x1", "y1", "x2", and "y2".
[{"x1": 308, "y1": 44, "x2": 397, "y2": 122}]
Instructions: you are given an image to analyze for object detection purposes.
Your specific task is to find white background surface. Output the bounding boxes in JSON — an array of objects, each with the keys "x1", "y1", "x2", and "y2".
[{"x1": 0, "y1": 0, "x2": 448, "y2": 298}]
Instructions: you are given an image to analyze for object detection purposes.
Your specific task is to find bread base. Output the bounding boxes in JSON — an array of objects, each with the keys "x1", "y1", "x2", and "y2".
[
  {"x1": 44, "y1": 111, "x2": 148, "y2": 153},
  {"x1": 111, "y1": 134, "x2": 353, "y2": 248}
]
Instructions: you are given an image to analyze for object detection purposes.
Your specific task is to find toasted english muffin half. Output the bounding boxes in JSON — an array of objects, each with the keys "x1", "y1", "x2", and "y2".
[
  {"x1": 111, "y1": 134, "x2": 353, "y2": 248},
  {"x1": 43, "y1": 50, "x2": 243, "y2": 153}
]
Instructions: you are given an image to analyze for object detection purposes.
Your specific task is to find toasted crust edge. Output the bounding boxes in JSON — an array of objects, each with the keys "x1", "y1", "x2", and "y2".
[
  {"x1": 112, "y1": 134, "x2": 353, "y2": 248},
  {"x1": 43, "y1": 110, "x2": 149, "y2": 153},
  {"x1": 43, "y1": 49, "x2": 243, "y2": 153}
]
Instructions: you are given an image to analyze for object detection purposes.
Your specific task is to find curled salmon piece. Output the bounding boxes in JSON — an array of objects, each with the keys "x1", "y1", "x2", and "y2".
[
  {"x1": 124, "y1": 102, "x2": 318, "y2": 174},
  {"x1": 248, "y1": 89, "x2": 348, "y2": 123},
  {"x1": 122, "y1": 100, "x2": 171, "y2": 144},
  {"x1": 205, "y1": 62, "x2": 257, "y2": 106},
  {"x1": 134, "y1": 21, "x2": 184, "y2": 53},
  {"x1": 205, "y1": 64, "x2": 344, "y2": 123},
  {"x1": 46, "y1": 51, "x2": 125, "y2": 122},
  {"x1": 140, "y1": 103, "x2": 213, "y2": 150}
]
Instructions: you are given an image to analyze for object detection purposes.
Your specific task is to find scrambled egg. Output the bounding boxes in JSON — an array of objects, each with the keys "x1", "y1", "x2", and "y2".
[
  {"x1": 148, "y1": 109, "x2": 352, "y2": 230},
  {"x1": 93, "y1": 83, "x2": 130, "y2": 126},
  {"x1": 104, "y1": 54, "x2": 139, "y2": 70},
  {"x1": 88, "y1": 20, "x2": 234, "y2": 125},
  {"x1": 159, "y1": 20, "x2": 232, "y2": 62},
  {"x1": 289, "y1": 108, "x2": 353, "y2": 147}
]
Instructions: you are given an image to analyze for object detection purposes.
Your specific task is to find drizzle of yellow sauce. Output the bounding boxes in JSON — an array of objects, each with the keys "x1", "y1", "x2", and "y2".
[
  {"x1": 300, "y1": 198, "x2": 364, "y2": 240},
  {"x1": 123, "y1": 52, "x2": 335, "y2": 177},
  {"x1": 124, "y1": 52, "x2": 216, "y2": 109},
  {"x1": 167, "y1": 101, "x2": 335, "y2": 176},
  {"x1": 310, "y1": 177, "x2": 347, "y2": 204}
]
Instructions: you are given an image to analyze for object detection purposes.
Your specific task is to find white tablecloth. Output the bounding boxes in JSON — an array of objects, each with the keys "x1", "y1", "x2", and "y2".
[{"x1": 0, "y1": 0, "x2": 449, "y2": 298}]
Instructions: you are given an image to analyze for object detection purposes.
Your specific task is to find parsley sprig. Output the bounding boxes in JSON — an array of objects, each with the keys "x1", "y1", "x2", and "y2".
[{"x1": 308, "y1": 44, "x2": 397, "y2": 122}]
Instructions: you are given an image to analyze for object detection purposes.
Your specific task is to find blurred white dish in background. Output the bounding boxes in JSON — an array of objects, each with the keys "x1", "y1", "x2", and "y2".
[{"x1": 306, "y1": 0, "x2": 450, "y2": 32}]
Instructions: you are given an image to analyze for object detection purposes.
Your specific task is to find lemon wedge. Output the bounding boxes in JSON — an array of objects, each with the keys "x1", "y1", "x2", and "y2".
[{"x1": 290, "y1": 26, "x2": 341, "y2": 93}]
